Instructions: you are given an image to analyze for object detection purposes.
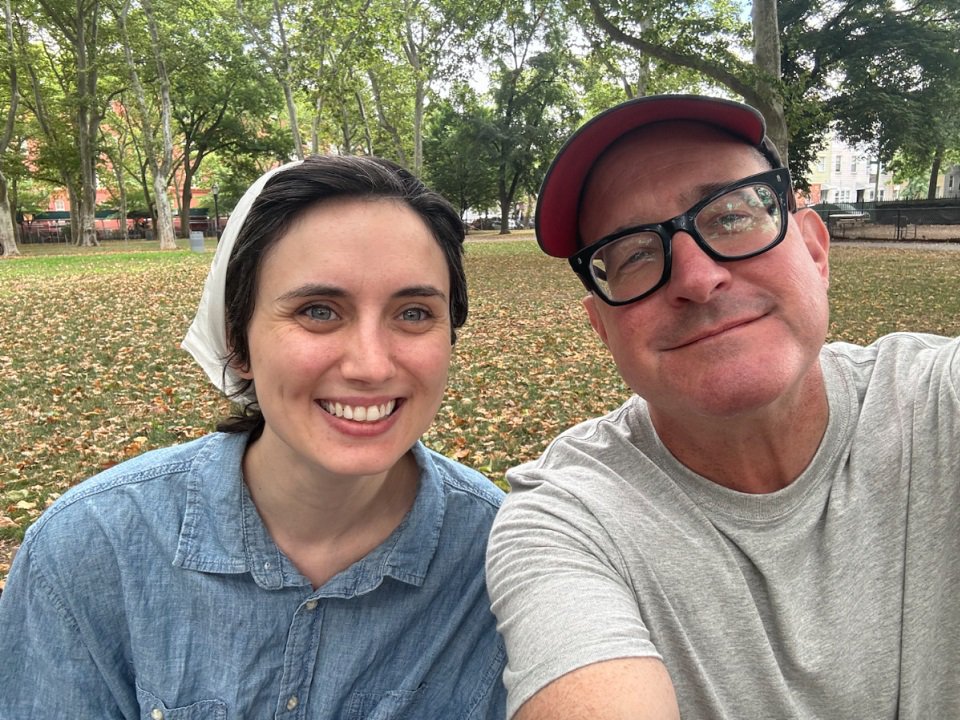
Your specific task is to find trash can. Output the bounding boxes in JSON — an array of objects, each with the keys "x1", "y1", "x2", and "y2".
[{"x1": 189, "y1": 230, "x2": 205, "y2": 252}]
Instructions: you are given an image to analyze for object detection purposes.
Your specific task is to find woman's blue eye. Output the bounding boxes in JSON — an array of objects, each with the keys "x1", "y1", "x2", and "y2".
[
  {"x1": 304, "y1": 305, "x2": 337, "y2": 321},
  {"x1": 400, "y1": 307, "x2": 430, "y2": 322}
]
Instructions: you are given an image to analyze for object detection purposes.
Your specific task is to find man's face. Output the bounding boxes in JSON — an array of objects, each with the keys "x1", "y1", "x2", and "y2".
[{"x1": 578, "y1": 122, "x2": 831, "y2": 425}]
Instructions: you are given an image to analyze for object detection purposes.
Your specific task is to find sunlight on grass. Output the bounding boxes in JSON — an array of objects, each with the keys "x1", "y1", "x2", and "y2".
[{"x1": 1, "y1": 241, "x2": 959, "y2": 581}]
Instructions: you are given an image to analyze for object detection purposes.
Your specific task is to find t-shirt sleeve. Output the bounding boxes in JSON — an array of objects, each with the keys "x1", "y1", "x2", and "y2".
[{"x1": 486, "y1": 472, "x2": 661, "y2": 718}]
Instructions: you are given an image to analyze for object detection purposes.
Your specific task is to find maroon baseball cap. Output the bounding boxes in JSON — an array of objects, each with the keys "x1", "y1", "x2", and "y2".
[{"x1": 535, "y1": 94, "x2": 785, "y2": 258}]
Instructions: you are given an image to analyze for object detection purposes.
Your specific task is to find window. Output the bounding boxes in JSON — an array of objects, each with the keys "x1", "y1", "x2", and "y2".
[
  {"x1": 816, "y1": 157, "x2": 826, "y2": 171},
  {"x1": 54, "y1": 198, "x2": 65, "y2": 211},
  {"x1": 950, "y1": 176, "x2": 955, "y2": 189},
  {"x1": 851, "y1": 157, "x2": 857, "y2": 173},
  {"x1": 834, "y1": 155, "x2": 842, "y2": 172}
]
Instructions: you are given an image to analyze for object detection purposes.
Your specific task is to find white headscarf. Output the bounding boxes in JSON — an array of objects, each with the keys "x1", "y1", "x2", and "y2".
[{"x1": 181, "y1": 159, "x2": 303, "y2": 404}]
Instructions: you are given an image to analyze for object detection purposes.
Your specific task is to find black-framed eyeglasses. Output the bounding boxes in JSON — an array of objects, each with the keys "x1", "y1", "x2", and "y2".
[{"x1": 569, "y1": 168, "x2": 792, "y2": 306}]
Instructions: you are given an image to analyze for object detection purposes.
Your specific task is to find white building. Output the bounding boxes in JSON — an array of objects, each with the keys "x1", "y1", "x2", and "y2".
[{"x1": 804, "y1": 134, "x2": 899, "y2": 205}]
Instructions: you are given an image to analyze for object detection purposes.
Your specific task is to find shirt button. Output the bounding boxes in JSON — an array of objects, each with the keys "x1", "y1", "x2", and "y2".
[
  {"x1": 286, "y1": 695, "x2": 299, "y2": 710},
  {"x1": 304, "y1": 600, "x2": 318, "y2": 611},
  {"x1": 151, "y1": 710, "x2": 164, "y2": 720},
  {"x1": 264, "y1": 561, "x2": 272, "y2": 570}
]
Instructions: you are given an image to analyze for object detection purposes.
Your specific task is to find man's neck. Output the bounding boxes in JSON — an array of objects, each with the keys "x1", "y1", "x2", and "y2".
[{"x1": 649, "y1": 370, "x2": 830, "y2": 494}]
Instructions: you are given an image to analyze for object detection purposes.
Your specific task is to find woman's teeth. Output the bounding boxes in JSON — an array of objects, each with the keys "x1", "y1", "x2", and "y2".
[{"x1": 319, "y1": 399, "x2": 397, "y2": 422}]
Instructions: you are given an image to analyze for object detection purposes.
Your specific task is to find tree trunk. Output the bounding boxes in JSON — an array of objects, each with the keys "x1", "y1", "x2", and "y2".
[
  {"x1": 111, "y1": 153, "x2": 129, "y2": 242},
  {"x1": 74, "y1": 0, "x2": 101, "y2": 247},
  {"x1": 0, "y1": 174, "x2": 19, "y2": 257},
  {"x1": 0, "y1": 0, "x2": 18, "y2": 256},
  {"x1": 928, "y1": 144, "x2": 944, "y2": 200},
  {"x1": 153, "y1": 172, "x2": 176, "y2": 248},
  {"x1": 67, "y1": 184, "x2": 80, "y2": 245},
  {"x1": 412, "y1": 77, "x2": 424, "y2": 175},
  {"x1": 273, "y1": 0, "x2": 304, "y2": 159},
  {"x1": 119, "y1": 0, "x2": 177, "y2": 249},
  {"x1": 368, "y1": 69, "x2": 407, "y2": 166},
  {"x1": 749, "y1": 0, "x2": 788, "y2": 166}
]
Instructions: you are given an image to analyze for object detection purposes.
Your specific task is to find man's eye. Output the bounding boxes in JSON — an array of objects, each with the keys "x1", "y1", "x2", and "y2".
[{"x1": 714, "y1": 213, "x2": 755, "y2": 234}]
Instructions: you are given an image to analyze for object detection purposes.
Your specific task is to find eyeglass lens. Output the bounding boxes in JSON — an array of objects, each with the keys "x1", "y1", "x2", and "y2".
[{"x1": 590, "y1": 181, "x2": 782, "y2": 302}]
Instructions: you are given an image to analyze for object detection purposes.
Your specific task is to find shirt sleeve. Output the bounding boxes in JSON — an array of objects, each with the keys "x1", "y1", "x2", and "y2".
[
  {"x1": 485, "y1": 474, "x2": 661, "y2": 719},
  {"x1": 0, "y1": 539, "x2": 129, "y2": 718}
]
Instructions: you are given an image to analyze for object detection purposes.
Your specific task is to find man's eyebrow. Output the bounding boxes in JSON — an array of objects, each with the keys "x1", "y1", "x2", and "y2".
[
  {"x1": 276, "y1": 284, "x2": 447, "y2": 302},
  {"x1": 682, "y1": 180, "x2": 737, "y2": 208}
]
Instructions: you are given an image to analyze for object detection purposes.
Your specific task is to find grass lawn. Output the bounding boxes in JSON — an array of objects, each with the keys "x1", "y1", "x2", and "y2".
[{"x1": 1, "y1": 235, "x2": 959, "y2": 584}]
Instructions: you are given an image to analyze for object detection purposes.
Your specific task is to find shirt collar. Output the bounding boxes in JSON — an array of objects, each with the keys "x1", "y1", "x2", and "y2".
[{"x1": 174, "y1": 434, "x2": 446, "y2": 594}]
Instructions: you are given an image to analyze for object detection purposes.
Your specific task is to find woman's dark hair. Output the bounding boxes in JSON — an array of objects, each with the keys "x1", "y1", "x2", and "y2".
[{"x1": 217, "y1": 154, "x2": 467, "y2": 435}]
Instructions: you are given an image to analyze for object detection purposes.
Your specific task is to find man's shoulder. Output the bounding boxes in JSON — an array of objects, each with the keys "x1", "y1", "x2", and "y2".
[
  {"x1": 823, "y1": 332, "x2": 960, "y2": 383},
  {"x1": 517, "y1": 396, "x2": 645, "y2": 467}
]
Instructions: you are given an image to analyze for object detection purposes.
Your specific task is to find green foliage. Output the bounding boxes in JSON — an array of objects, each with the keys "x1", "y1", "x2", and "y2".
[
  {"x1": 422, "y1": 91, "x2": 499, "y2": 216},
  {"x1": 479, "y1": 1, "x2": 582, "y2": 225}
]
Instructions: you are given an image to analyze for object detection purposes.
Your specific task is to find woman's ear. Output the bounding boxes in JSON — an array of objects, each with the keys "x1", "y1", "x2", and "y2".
[{"x1": 226, "y1": 340, "x2": 254, "y2": 380}]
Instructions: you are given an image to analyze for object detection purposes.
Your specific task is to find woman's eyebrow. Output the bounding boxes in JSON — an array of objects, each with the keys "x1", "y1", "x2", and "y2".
[
  {"x1": 277, "y1": 284, "x2": 345, "y2": 301},
  {"x1": 393, "y1": 285, "x2": 447, "y2": 301},
  {"x1": 276, "y1": 284, "x2": 447, "y2": 302}
]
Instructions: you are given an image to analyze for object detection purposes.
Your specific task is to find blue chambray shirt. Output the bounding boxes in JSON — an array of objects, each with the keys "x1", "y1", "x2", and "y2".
[{"x1": 0, "y1": 432, "x2": 507, "y2": 719}]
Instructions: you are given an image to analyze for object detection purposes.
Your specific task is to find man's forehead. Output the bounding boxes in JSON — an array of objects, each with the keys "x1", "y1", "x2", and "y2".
[{"x1": 578, "y1": 124, "x2": 768, "y2": 240}]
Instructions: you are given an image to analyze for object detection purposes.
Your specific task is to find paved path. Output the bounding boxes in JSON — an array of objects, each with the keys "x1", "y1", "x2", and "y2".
[{"x1": 833, "y1": 239, "x2": 960, "y2": 251}]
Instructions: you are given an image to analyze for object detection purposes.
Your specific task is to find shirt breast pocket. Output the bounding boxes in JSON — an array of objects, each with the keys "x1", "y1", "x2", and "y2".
[
  {"x1": 347, "y1": 684, "x2": 427, "y2": 720},
  {"x1": 136, "y1": 684, "x2": 228, "y2": 720}
]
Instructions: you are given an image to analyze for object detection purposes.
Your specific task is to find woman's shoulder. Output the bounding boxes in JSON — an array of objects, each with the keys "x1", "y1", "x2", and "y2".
[
  {"x1": 25, "y1": 433, "x2": 242, "y2": 541},
  {"x1": 416, "y1": 443, "x2": 505, "y2": 510}
]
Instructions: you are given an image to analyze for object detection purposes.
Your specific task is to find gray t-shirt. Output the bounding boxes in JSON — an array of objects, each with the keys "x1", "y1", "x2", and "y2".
[{"x1": 487, "y1": 333, "x2": 960, "y2": 719}]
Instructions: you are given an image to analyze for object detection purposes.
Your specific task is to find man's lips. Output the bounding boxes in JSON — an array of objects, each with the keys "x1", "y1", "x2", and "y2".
[{"x1": 664, "y1": 315, "x2": 764, "y2": 350}]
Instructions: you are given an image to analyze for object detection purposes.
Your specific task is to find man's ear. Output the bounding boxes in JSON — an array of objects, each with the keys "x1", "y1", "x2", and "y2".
[
  {"x1": 794, "y1": 208, "x2": 831, "y2": 286},
  {"x1": 582, "y1": 293, "x2": 611, "y2": 348}
]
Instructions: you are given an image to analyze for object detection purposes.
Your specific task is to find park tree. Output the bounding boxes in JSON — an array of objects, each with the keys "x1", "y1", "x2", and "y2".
[
  {"x1": 292, "y1": 0, "x2": 392, "y2": 157},
  {"x1": 29, "y1": 0, "x2": 110, "y2": 246},
  {"x1": 571, "y1": 0, "x2": 790, "y2": 160},
  {"x1": 0, "y1": 0, "x2": 20, "y2": 257},
  {"x1": 811, "y1": 0, "x2": 960, "y2": 200},
  {"x1": 236, "y1": 0, "x2": 305, "y2": 160},
  {"x1": 483, "y1": 1, "x2": 579, "y2": 234},
  {"x1": 15, "y1": 11, "x2": 86, "y2": 240},
  {"x1": 117, "y1": 0, "x2": 176, "y2": 250},
  {"x1": 98, "y1": 102, "x2": 135, "y2": 242},
  {"x1": 165, "y1": 2, "x2": 288, "y2": 237},
  {"x1": 422, "y1": 91, "x2": 498, "y2": 218},
  {"x1": 384, "y1": 0, "x2": 493, "y2": 174},
  {"x1": 566, "y1": 0, "x2": 960, "y2": 191}
]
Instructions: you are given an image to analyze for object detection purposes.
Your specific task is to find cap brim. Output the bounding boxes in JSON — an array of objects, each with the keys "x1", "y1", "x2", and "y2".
[{"x1": 535, "y1": 95, "x2": 772, "y2": 258}]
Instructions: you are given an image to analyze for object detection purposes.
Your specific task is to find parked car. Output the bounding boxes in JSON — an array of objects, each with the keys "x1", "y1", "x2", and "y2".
[{"x1": 808, "y1": 203, "x2": 870, "y2": 224}]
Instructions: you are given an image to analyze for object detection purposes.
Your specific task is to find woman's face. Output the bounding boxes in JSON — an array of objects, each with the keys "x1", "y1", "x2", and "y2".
[{"x1": 238, "y1": 197, "x2": 453, "y2": 481}]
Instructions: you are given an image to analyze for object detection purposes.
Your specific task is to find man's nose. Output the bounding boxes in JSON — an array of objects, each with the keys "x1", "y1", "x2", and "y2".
[{"x1": 662, "y1": 231, "x2": 732, "y2": 304}]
